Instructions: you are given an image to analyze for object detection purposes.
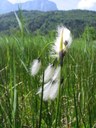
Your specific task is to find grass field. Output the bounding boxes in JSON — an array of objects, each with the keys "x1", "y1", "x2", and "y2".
[{"x1": 0, "y1": 30, "x2": 96, "y2": 128}]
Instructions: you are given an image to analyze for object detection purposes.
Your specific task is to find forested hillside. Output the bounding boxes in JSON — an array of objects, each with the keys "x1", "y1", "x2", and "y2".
[{"x1": 0, "y1": 10, "x2": 96, "y2": 37}]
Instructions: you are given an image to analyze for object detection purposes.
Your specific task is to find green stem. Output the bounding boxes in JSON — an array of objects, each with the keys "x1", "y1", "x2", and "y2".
[
  {"x1": 55, "y1": 66, "x2": 62, "y2": 128},
  {"x1": 73, "y1": 84, "x2": 79, "y2": 128},
  {"x1": 72, "y1": 49, "x2": 79, "y2": 128},
  {"x1": 78, "y1": 101, "x2": 86, "y2": 128},
  {"x1": 88, "y1": 105, "x2": 92, "y2": 128},
  {"x1": 38, "y1": 71, "x2": 44, "y2": 128},
  {"x1": 55, "y1": 82, "x2": 61, "y2": 128},
  {"x1": 38, "y1": 42, "x2": 53, "y2": 58}
]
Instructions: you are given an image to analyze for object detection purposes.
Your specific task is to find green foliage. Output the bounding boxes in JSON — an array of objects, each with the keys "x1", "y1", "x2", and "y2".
[
  {"x1": 0, "y1": 11, "x2": 96, "y2": 127},
  {"x1": 82, "y1": 26, "x2": 96, "y2": 42},
  {"x1": 0, "y1": 30, "x2": 96, "y2": 127},
  {"x1": 0, "y1": 10, "x2": 96, "y2": 37}
]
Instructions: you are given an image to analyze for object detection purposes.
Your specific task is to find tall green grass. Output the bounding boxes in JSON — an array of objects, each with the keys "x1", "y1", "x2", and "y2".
[
  {"x1": 0, "y1": 31, "x2": 96, "y2": 128},
  {"x1": 0, "y1": 11, "x2": 96, "y2": 128}
]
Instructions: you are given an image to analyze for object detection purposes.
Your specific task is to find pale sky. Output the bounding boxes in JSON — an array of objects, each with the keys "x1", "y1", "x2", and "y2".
[{"x1": 7, "y1": 0, "x2": 96, "y2": 11}]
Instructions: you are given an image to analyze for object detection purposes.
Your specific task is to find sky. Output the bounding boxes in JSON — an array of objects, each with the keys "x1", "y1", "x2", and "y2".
[{"x1": 7, "y1": 0, "x2": 96, "y2": 11}]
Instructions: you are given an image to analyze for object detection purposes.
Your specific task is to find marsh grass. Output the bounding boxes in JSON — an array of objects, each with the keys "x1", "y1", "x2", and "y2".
[
  {"x1": 0, "y1": 35, "x2": 96, "y2": 128},
  {"x1": 0, "y1": 29, "x2": 96, "y2": 128}
]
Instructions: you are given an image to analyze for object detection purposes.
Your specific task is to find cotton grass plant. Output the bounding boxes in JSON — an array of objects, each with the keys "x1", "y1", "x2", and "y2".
[
  {"x1": 1, "y1": 12, "x2": 96, "y2": 128},
  {"x1": 31, "y1": 26, "x2": 72, "y2": 100},
  {"x1": 31, "y1": 25, "x2": 72, "y2": 127},
  {"x1": 31, "y1": 58, "x2": 41, "y2": 76},
  {"x1": 0, "y1": 25, "x2": 96, "y2": 128}
]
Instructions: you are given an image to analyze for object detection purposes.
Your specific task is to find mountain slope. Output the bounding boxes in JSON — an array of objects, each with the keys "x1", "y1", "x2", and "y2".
[
  {"x1": 0, "y1": 10, "x2": 96, "y2": 37},
  {"x1": 0, "y1": 0, "x2": 58, "y2": 13}
]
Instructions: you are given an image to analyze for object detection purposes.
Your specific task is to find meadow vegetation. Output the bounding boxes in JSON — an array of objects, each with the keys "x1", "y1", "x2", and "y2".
[{"x1": 0, "y1": 11, "x2": 96, "y2": 128}]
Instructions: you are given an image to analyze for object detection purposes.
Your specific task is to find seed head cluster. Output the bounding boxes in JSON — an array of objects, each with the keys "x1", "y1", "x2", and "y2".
[{"x1": 30, "y1": 26, "x2": 72, "y2": 101}]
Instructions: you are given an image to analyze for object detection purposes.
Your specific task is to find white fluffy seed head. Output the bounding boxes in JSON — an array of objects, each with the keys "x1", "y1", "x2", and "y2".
[
  {"x1": 51, "y1": 26, "x2": 72, "y2": 58},
  {"x1": 36, "y1": 81, "x2": 52, "y2": 101},
  {"x1": 49, "y1": 80, "x2": 60, "y2": 100},
  {"x1": 36, "y1": 66, "x2": 61, "y2": 101},
  {"x1": 36, "y1": 81, "x2": 51, "y2": 95},
  {"x1": 37, "y1": 80, "x2": 60, "y2": 101},
  {"x1": 52, "y1": 66, "x2": 61, "y2": 81},
  {"x1": 44, "y1": 64, "x2": 55, "y2": 83},
  {"x1": 57, "y1": 26, "x2": 72, "y2": 48},
  {"x1": 31, "y1": 59, "x2": 41, "y2": 76},
  {"x1": 43, "y1": 82, "x2": 52, "y2": 101}
]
